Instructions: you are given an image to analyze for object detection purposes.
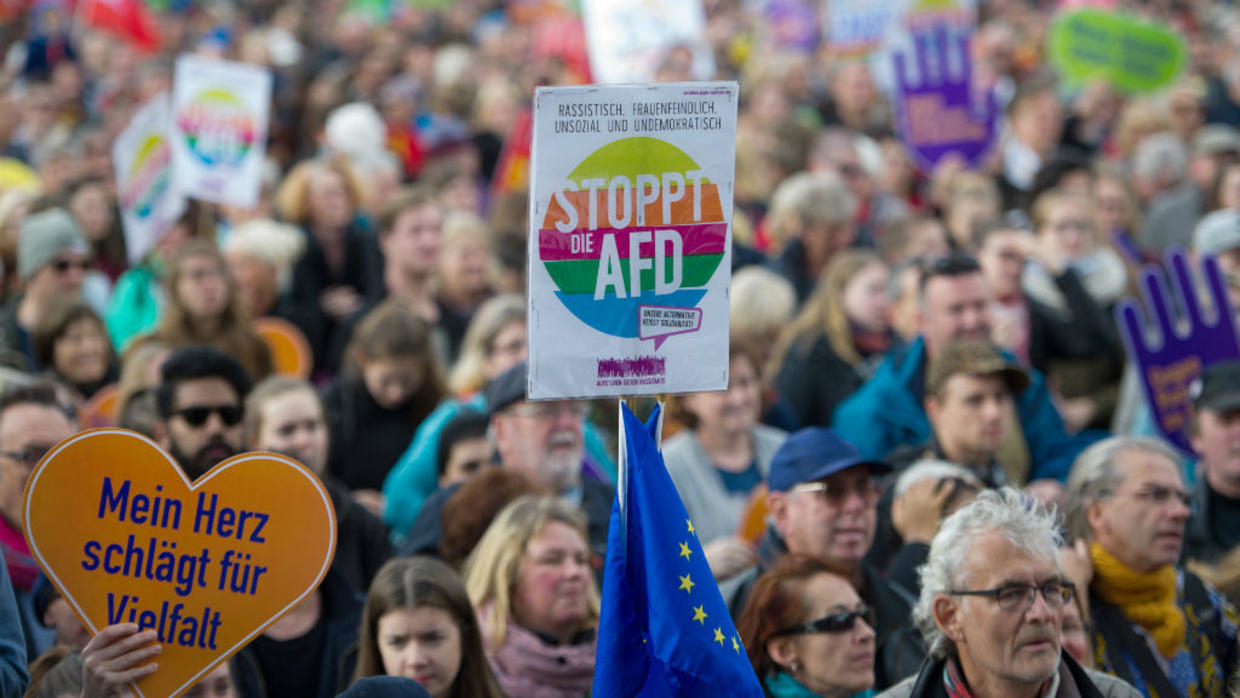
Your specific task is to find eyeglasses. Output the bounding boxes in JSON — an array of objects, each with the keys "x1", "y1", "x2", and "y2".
[
  {"x1": 1106, "y1": 485, "x2": 1192, "y2": 509},
  {"x1": 948, "y1": 581, "x2": 1074, "y2": 612},
  {"x1": 791, "y1": 478, "x2": 879, "y2": 506},
  {"x1": 507, "y1": 402, "x2": 589, "y2": 419},
  {"x1": 174, "y1": 405, "x2": 243, "y2": 427},
  {"x1": 0, "y1": 445, "x2": 52, "y2": 468},
  {"x1": 773, "y1": 606, "x2": 875, "y2": 636},
  {"x1": 51, "y1": 259, "x2": 90, "y2": 274}
]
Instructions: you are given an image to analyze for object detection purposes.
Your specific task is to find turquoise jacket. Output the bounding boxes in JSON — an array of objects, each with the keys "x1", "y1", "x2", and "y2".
[
  {"x1": 382, "y1": 395, "x2": 618, "y2": 542},
  {"x1": 831, "y1": 336, "x2": 1092, "y2": 482},
  {"x1": 105, "y1": 263, "x2": 162, "y2": 352}
]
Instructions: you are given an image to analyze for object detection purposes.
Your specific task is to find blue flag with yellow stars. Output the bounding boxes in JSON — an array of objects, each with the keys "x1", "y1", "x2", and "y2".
[{"x1": 593, "y1": 402, "x2": 765, "y2": 697}]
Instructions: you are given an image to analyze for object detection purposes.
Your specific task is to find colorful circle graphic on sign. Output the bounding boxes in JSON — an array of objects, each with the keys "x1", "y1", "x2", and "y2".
[
  {"x1": 176, "y1": 89, "x2": 256, "y2": 167},
  {"x1": 538, "y1": 137, "x2": 726, "y2": 340},
  {"x1": 121, "y1": 135, "x2": 172, "y2": 220}
]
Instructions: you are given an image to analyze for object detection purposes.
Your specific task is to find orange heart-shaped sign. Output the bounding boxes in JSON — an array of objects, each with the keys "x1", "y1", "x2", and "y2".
[{"x1": 23, "y1": 429, "x2": 336, "y2": 697}]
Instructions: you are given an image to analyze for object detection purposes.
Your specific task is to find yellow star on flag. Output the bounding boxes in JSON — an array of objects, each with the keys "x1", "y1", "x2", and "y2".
[
  {"x1": 713, "y1": 627, "x2": 726, "y2": 646},
  {"x1": 678, "y1": 574, "x2": 695, "y2": 594},
  {"x1": 686, "y1": 519, "x2": 695, "y2": 534},
  {"x1": 679, "y1": 541, "x2": 693, "y2": 560},
  {"x1": 732, "y1": 636, "x2": 740, "y2": 653},
  {"x1": 692, "y1": 605, "x2": 707, "y2": 625}
]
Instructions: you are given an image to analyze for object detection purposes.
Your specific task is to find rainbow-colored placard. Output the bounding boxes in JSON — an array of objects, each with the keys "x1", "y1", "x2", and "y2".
[
  {"x1": 171, "y1": 56, "x2": 271, "y2": 208},
  {"x1": 112, "y1": 92, "x2": 186, "y2": 266},
  {"x1": 527, "y1": 83, "x2": 737, "y2": 399}
]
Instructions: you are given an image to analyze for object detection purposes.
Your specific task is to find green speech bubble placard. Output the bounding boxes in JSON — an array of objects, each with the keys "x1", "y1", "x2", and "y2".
[{"x1": 1047, "y1": 8, "x2": 1186, "y2": 94}]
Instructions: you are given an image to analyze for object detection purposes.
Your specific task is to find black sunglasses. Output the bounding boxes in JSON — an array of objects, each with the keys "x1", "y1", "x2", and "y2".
[
  {"x1": 51, "y1": 259, "x2": 90, "y2": 274},
  {"x1": 773, "y1": 606, "x2": 875, "y2": 637},
  {"x1": 174, "y1": 405, "x2": 243, "y2": 427}
]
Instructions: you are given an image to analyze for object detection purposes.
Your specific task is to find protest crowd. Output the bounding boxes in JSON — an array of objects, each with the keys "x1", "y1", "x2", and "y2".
[{"x1": 5, "y1": 0, "x2": 1240, "y2": 696}]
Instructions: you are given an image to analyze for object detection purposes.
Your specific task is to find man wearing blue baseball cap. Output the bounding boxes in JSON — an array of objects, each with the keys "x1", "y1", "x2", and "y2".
[{"x1": 721, "y1": 427, "x2": 924, "y2": 688}]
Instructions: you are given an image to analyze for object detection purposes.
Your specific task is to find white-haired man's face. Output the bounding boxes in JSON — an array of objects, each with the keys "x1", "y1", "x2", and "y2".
[{"x1": 932, "y1": 530, "x2": 1064, "y2": 693}]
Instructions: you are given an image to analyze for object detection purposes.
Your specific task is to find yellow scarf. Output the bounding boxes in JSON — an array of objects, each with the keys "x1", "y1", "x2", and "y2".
[{"x1": 1089, "y1": 542, "x2": 1185, "y2": 658}]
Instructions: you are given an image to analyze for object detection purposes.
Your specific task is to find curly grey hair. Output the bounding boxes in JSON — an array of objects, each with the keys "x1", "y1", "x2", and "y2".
[
  {"x1": 913, "y1": 487, "x2": 1062, "y2": 659},
  {"x1": 1062, "y1": 435, "x2": 1183, "y2": 544}
]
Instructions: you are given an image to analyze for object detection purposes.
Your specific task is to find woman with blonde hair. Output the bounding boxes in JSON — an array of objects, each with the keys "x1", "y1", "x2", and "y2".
[
  {"x1": 768, "y1": 249, "x2": 892, "y2": 428},
  {"x1": 133, "y1": 239, "x2": 273, "y2": 381},
  {"x1": 353, "y1": 557, "x2": 504, "y2": 698},
  {"x1": 464, "y1": 496, "x2": 598, "y2": 698},
  {"x1": 279, "y1": 156, "x2": 384, "y2": 375}
]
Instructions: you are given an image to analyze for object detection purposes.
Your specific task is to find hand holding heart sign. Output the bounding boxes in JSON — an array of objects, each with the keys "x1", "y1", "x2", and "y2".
[{"x1": 23, "y1": 428, "x2": 336, "y2": 698}]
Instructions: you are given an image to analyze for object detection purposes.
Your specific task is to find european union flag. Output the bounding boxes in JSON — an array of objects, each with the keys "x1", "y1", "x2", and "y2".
[{"x1": 593, "y1": 403, "x2": 765, "y2": 697}]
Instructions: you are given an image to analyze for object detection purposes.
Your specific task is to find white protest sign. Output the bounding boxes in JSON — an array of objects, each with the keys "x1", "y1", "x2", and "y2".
[
  {"x1": 581, "y1": 0, "x2": 714, "y2": 83},
  {"x1": 171, "y1": 56, "x2": 272, "y2": 207},
  {"x1": 527, "y1": 82, "x2": 737, "y2": 399},
  {"x1": 113, "y1": 93, "x2": 186, "y2": 265}
]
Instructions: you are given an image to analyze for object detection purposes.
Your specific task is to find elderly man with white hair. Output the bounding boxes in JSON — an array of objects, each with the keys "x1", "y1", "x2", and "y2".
[{"x1": 879, "y1": 487, "x2": 1138, "y2": 698}]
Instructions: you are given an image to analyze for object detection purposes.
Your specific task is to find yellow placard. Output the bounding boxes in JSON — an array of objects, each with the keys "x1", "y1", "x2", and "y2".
[{"x1": 23, "y1": 429, "x2": 336, "y2": 698}]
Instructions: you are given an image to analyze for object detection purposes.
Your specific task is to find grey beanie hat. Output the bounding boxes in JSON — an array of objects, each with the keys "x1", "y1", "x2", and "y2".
[{"x1": 18, "y1": 208, "x2": 88, "y2": 281}]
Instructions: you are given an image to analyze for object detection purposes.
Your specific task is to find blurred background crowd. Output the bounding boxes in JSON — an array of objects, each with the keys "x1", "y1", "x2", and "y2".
[{"x1": 3, "y1": 0, "x2": 1240, "y2": 696}]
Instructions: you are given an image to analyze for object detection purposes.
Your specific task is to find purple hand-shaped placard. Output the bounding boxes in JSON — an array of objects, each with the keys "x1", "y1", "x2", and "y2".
[
  {"x1": 893, "y1": 24, "x2": 999, "y2": 171},
  {"x1": 1117, "y1": 249, "x2": 1240, "y2": 454}
]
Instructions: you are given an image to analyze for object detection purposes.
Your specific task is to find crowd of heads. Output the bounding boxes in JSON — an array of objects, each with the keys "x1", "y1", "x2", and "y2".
[{"x1": 5, "y1": 0, "x2": 1240, "y2": 696}]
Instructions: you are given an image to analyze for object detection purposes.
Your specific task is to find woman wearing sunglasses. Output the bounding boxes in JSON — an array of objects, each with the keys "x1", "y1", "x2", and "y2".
[{"x1": 738, "y1": 555, "x2": 877, "y2": 697}]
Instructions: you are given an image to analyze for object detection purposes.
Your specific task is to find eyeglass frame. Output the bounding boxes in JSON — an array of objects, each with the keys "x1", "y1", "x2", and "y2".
[
  {"x1": 1100, "y1": 483, "x2": 1192, "y2": 510},
  {"x1": 789, "y1": 476, "x2": 880, "y2": 505},
  {"x1": 947, "y1": 581, "x2": 1075, "y2": 612}
]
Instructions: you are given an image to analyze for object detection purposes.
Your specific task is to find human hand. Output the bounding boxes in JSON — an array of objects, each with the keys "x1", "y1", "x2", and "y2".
[
  {"x1": 1025, "y1": 479, "x2": 1065, "y2": 511},
  {"x1": 703, "y1": 537, "x2": 756, "y2": 581},
  {"x1": 892, "y1": 477, "x2": 955, "y2": 544},
  {"x1": 81, "y1": 623, "x2": 161, "y2": 698},
  {"x1": 320, "y1": 286, "x2": 362, "y2": 320},
  {"x1": 353, "y1": 489, "x2": 386, "y2": 518},
  {"x1": 1057, "y1": 396, "x2": 1098, "y2": 434}
]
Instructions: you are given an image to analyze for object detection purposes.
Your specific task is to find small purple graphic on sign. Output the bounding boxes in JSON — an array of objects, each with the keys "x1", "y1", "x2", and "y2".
[
  {"x1": 638, "y1": 305, "x2": 703, "y2": 350},
  {"x1": 1116, "y1": 249, "x2": 1240, "y2": 454},
  {"x1": 892, "y1": 24, "x2": 999, "y2": 171}
]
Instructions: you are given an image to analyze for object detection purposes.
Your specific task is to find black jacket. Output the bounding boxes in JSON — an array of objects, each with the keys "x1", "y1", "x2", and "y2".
[
  {"x1": 723, "y1": 527, "x2": 925, "y2": 689},
  {"x1": 881, "y1": 653, "x2": 1134, "y2": 698},
  {"x1": 322, "y1": 378, "x2": 427, "y2": 493},
  {"x1": 285, "y1": 223, "x2": 385, "y2": 377},
  {"x1": 233, "y1": 569, "x2": 363, "y2": 698},
  {"x1": 773, "y1": 334, "x2": 868, "y2": 428},
  {"x1": 327, "y1": 479, "x2": 392, "y2": 594},
  {"x1": 1184, "y1": 474, "x2": 1227, "y2": 566}
]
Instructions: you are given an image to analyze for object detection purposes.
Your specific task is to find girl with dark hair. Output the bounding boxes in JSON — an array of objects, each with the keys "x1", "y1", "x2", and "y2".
[
  {"x1": 354, "y1": 557, "x2": 503, "y2": 698},
  {"x1": 32, "y1": 297, "x2": 117, "y2": 402}
]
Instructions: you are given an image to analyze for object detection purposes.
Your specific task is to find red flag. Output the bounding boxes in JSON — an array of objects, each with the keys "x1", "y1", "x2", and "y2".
[
  {"x1": 76, "y1": 0, "x2": 161, "y2": 52},
  {"x1": 491, "y1": 108, "x2": 533, "y2": 198}
]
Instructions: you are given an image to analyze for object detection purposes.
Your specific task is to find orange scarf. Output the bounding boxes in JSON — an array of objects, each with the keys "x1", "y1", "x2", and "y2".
[{"x1": 1089, "y1": 542, "x2": 1185, "y2": 658}]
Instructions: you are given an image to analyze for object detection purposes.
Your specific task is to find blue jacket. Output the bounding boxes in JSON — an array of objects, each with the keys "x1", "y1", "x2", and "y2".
[
  {"x1": 0, "y1": 564, "x2": 27, "y2": 696},
  {"x1": 831, "y1": 336, "x2": 1088, "y2": 482}
]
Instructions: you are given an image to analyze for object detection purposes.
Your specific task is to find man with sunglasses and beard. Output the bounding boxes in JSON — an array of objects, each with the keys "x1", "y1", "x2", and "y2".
[
  {"x1": 153, "y1": 346, "x2": 251, "y2": 480},
  {"x1": 880, "y1": 487, "x2": 1137, "y2": 698},
  {"x1": 721, "y1": 427, "x2": 925, "y2": 688}
]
